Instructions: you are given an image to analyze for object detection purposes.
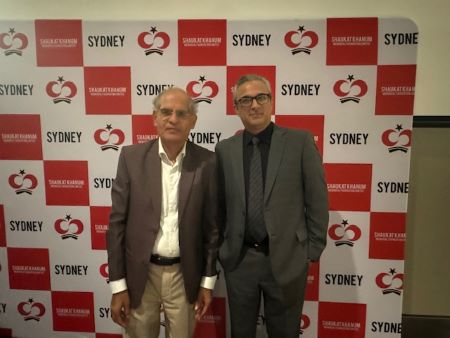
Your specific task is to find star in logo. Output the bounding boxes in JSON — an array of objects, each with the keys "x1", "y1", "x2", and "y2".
[
  {"x1": 65, "y1": 215, "x2": 72, "y2": 221},
  {"x1": 9, "y1": 28, "x2": 15, "y2": 35},
  {"x1": 341, "y1": 219, "x2": 349, "y2": 226},
  {"x1": 347, "y1": 74, "x2": 355, "y2": 82},
  {"x1": 199, "y1": 75, "x2": 206, "y2": 83},
  {"x1": 57, "y1": 76, "x2": 65, "y2": 83},
  {"x1": 106, "y1": 124, "x2": 113, "y2": 131},
  {"x1": 19, "y1": 169, "x2": 25, "y2": 175},
  {"x1": 150, "y1": 26, "x2": 157, "y2": 34},
  {"x1": 396, "y1": 124, "x2": 403, "y2": 131},
  {"x1": 389, "y1": 268, "x2": 397, "y2": 275},
  {"x1": 298, "y1": 26, "x2": 305, "y2": 33}
]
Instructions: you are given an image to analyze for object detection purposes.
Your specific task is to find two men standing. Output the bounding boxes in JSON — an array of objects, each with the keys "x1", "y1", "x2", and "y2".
[{"x1": 107, "y1": 74, "x2": 329, "y2": 338}]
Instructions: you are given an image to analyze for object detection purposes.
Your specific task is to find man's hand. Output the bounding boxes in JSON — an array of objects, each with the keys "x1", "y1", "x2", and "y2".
[
  {"x1": 194, "y1": 287, "x2": 212, "y2": 320},
  {"x1": 110, "y1": 290, "x2": 131, "y2": 328}
]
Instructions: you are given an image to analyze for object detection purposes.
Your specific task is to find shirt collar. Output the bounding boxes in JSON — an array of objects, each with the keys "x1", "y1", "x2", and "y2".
[
  {"x1": 243, "y1": 122, "x2": 274, "y2": 145},
  {"x1": 158, "y1": 138, "x2": 186, "y2": 165}
]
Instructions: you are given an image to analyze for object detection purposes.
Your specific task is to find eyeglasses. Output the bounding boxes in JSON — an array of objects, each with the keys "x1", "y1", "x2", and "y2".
[
  {"x1": 158, "y1": 108, "x2": 193, "y2": 119},
  {"x1": 236, "y1": 93, "x2": 271, "y2": 108}
]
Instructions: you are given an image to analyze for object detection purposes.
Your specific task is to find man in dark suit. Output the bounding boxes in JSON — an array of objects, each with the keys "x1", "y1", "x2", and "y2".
[
  {"x1": 107, "y1": 87, "x2": 219, "y2": 338},
  {"x1": 216, "y1": 74, "x2": 329, "y2": 338}
]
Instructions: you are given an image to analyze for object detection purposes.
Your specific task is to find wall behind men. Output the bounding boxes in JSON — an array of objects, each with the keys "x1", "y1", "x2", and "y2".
[{"x1": 1, "y1": 0, "x2": 449, "y2": 318}]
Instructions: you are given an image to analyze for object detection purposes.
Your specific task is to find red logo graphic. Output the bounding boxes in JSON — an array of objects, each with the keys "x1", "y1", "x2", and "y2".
[
  {"x1": 46, "y1": 76, "x2": 77, "y2": 104},
  {"x1": 186, "y1": 76, "x2": 219, "y2": 104},
  {"x1": 17, "y1": 298, "x2": 46, "y2": 321},
  {"x1": 334, "y1": 75, "x2": 368, "y2": 103},
  {"x1": 0, "y1": 205, "x2": 6, "y2": 247},
  {"x1": 375, "y1": 268, "x2": 404, "y2": 295},
  {"x1": 7, "y1": 247, "x2": 51, "y2": 290},
  {"x1": 8, "y1": 170, "x2": 38, "y2": 195},
  {"x1": 299, "y1": 314, "x2": 311, "y2": 334},
  {"x1": 329, "y1": 219, "x2": 362, "y2": 247},
  {"x1": 381, "y1": 124, "x2": 412, "y2": 153},
  {"x1": 35, "y1": 20, "x2": 83, "y2": 67},
  {"x1": 138, "y1": 26, "x2": 170, "y2": 55},
  {"x1": 132, "y1": 115, "x2": 158, "y2": 144},
  {"x1": 44, "y1": 160, "x2": 90, "y2": 206},
  {"x1": 375, "y1": 65, "x2": 416, "y2": 115},
  {"x1": 319, "y1": 302, "x2": 366, "y2": 338},
  {"x1": 178, "y1": 19, "x2": 227, "y2": 66},
  {"x1": 284, "y1": 25, "x2": 318, "y2": 55},
  {"x1": 324, "y1": 163, "x2": 372, "y2": 212},
  {"x1": 99, "y1": 263, "x2": 109, "y2": 283},
  {"x1": 369, "y1": 212, "x2": 406, "y2": 260},
  {"x1": 305, "y1": 262, "x2": 319, "y2": 301},
  {"x1": 194, "y1": 297, "x2": 226, "y2": 338},
  {"x1": 327, "y1": 17, "x2": 378, "y2": 65},
  {"x1": 0, "y1": 114, "x2": 43, "y2": 160},
  {"x1": 90, "y1": 206, "x2": 111, "y2": 250},
  {"x1": 0, "y1": 28, "x2": 28, "y2": 56},
  {"x1": 275, "y1": 115, "x2": 324, "y2": 156},
  {"x1": 84, "y1": 67, "x2": 132, "y2": 115},
  {"x1": 94, "y1": 124, "x2": 126, "y2": 151},
  {"x1": 54, "y1": 214, "x2": 84, "y2": 240},
  {"x1": 51, "y1": 291, "x2": 95, "y2": 332}
]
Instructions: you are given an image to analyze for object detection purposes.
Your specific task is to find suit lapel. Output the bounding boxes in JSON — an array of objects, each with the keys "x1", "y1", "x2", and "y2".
[
  {"x1": 178, "y1": 142, "x2": 196, "y2": 224},
  {"x1": 265, "y1": 126, "x2": 286, "y2": 203},
  {"x1": 146, "y1": 140, "x2": 162, "y2": 229},
  {"x1": 231, "y1": 134, "x2": 246, "y2": 208}
]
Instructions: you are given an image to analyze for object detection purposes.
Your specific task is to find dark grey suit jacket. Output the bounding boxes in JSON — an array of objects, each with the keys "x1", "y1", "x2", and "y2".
[
  {"x1": 216, "y1": 125, "x2": 328, "y2": 305},
  {"x1": 107, "y1": 139, "x2": 219, "y2": 309}
]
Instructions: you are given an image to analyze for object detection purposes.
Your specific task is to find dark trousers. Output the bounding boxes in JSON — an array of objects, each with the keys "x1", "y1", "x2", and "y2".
[{"x1": 225, "y1": 247, "x2": 307, "y2": 338}]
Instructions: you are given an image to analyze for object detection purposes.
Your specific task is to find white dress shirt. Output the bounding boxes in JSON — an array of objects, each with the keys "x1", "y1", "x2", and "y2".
[{"x1": 110, "y1": 139, "x2": 216, "y2": 294}]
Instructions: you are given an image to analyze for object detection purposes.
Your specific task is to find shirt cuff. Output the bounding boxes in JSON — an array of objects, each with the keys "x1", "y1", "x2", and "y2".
[
  {"x1": 109, "y1": 278, "x2": 127, "y2": 294},
  {"x1": 200, "y1": 275, "x2": 217, "y2": 290}
]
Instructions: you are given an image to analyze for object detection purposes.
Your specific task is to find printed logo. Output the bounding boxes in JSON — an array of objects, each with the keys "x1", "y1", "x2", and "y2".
[
  {"x1": 334, "y1": 75, "x2": 368, "y2": 103},
  {"x1": 327, "y1": 18, "x2": 378, "y2": 65},
  {"x1": 284, "y1": 25, "x2": 318, "y2": 55},
  {"x1": 84, "y1": 67, "x2": 132, "y2": 115},
  {"x1": 319, "y1": 302, "x2": 366, "y2": 338},
  {"x1": 329, "y1": 219, "x2": 362, "y2": 247},
  {"x1": 376, "y1": 268, "x2": 404, "y2": 295},
  {"x1": 0, "y1": 205, "x2": 6, "y2": 247},
  {"x1": 44, "y1": 160, "x2": 89, "y2": 206},
  {"x1": 194, "y1": 297, "x2": 226, "y2": 338},
  {"x1": 51, "y1": 291, "x2": 95, "y2": 332},
  {"x1": 178, "y1": 19, "x2": 227, "y2": 66},
  {"x1": 299, "y1": 314, "x2": 311, "y2": 335},
  {"x1": 7, "y1": 247, "x2": 51, "y2": 290},
  {"x1": 276, "y1": 115, "x2": 324, "y2": 156},
  {"x1": 186, "y1": 76, "x2": 219, "y2": 104},
  {"x1": 0, "y1": 28, "x2": 28, "y2": 56},
  {"x1": 381, "y1": 124, "x2": 411, "y2": 153},
  {"x1": 375, "y1": 65, "x2": 416, "y2": 115},
  {"x1": 369, "y1": 212, "x2": 406, "y2": 260},
  {"x1": 99, "y1": 263, "x2": 109, "y2": 283},
  {"x1": 54, "y1": 215, "x2": 84, "y2": 240},
  {"x1": 94, "y1": 124, "x2": 126, "y2": 151},
  {"x1": 132, "y1": 115, "x2": 158, "y2": 144},
  {"x1": 46, "y1": 76, "x2": 77, "y2": 104},
  {"x1": 8, "y1": 170, "x2": 38, "y2": 195},
  {"x1": 305, "y1": 261, "x2": 319, "y2": 301},
  {"x1": 35, "y1": 20, "x2": 83, "y2": 67},
  {"x1": 90, "y1": 206, "x2": 111, "y2": 250},
  {"x1": 138, "y1": 26, "x2": 170, "y2": 55},
  {"x1": 0, "y1": 114, "x2": 43, "y2": 160},
  {"x1": 17, "y1": 298, "x2": 45, "y2": 321},
  {"x1": 324, "y1": 163, "x2": 372, "y2": 212}
]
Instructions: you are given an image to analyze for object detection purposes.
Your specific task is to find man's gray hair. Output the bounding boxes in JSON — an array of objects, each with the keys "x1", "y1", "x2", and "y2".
[
  {"x1": 232, "y1": 74, "x2": 272, "y2": 103},
  {"x1": 152, "y1": 87, "x2": 198, "y2": 114}
]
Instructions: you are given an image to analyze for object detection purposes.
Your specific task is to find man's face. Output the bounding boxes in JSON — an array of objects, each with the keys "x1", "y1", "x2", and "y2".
[
  {"x1": 153, "y1": 90, "x2": 197, "y2": 145},
  {"x1": 234, "y1": 80, "x2": 272, "y2": 134}
]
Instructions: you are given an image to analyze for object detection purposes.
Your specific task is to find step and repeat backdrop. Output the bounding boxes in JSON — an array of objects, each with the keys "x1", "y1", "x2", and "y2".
[{"x1": 0, "y1": 18, "x2": 417, "y2": 338}]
